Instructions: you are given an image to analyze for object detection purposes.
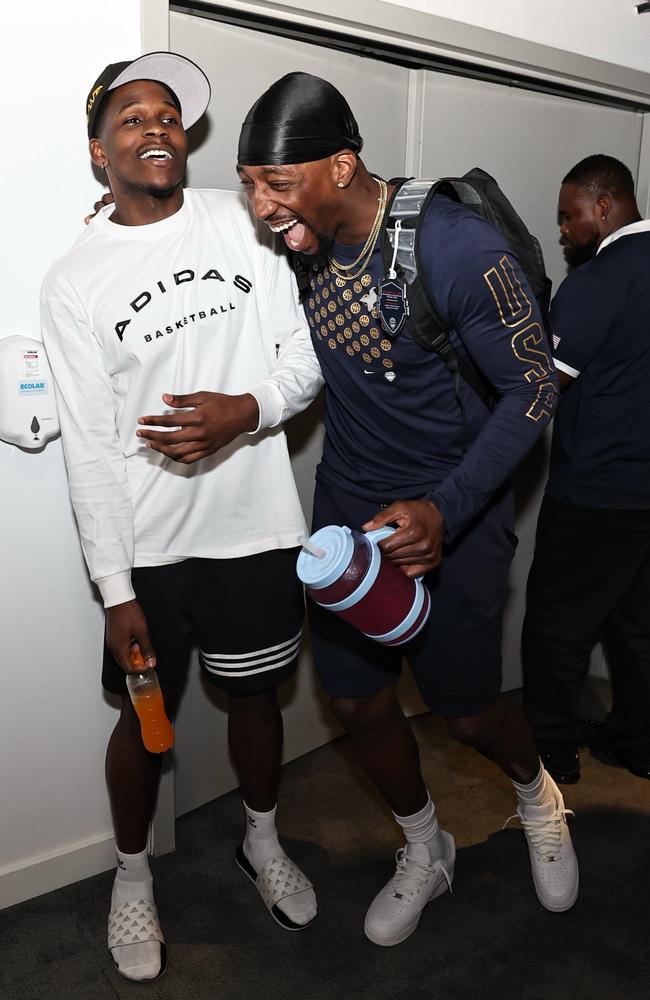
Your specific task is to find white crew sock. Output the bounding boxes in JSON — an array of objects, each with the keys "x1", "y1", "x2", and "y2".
[
  {"x1": 110, "y1": 848, "x2": 162, "y2": 981},
  {"x1": 394, "y1": 794, "x2": 448, "y2": 863},
  {"x1": 243, "y1": 802, "x2": 316, "y2": 926},
  {"x1": 512, "y1": 763, "x2": 557, "y2": 811},
  {"x1": 243, "y1": 803, "x2": 282, "y2": 869}
]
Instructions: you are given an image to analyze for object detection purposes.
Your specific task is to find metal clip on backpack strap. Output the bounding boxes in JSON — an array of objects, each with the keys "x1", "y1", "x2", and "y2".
[
  {"x1": 386, "y1": 179, "x2": 439, "y2": 286},
  {"x1": 387, "y1": 219, "x2": 402, "y2": 279}
]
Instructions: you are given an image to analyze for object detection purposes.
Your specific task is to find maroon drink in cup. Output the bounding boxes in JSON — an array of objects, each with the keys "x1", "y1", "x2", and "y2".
[{"x1": 297, "y1": 525, "x2": 431, "y2": 645}]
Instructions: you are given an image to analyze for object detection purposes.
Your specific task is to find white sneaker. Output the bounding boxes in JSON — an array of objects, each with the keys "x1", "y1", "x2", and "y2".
[
  {"x1": 364, "y1": 832, "x2": 455, "y2": 947},
  {"x1": 515, "y1": 780, "x2": 579, "y2": 912}
]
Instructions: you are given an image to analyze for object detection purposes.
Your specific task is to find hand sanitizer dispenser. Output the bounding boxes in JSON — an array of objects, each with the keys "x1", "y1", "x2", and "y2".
[{"x1": 0, "y1": 336, "x2": 60, "y2": 449}]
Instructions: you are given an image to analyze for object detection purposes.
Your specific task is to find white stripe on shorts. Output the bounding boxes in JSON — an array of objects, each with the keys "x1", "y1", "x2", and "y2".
[{"x1": 200, "y1": 630, "x2": 302, "y2": 678}]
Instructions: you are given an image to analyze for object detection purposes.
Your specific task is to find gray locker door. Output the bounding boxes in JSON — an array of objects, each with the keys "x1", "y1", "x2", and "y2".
[
  {"x1": 419, "y1": 71, "x2": 644, "y2": 294},
  {"x1": 171, "y1": 11, "x2": 412, "y2": 189}
]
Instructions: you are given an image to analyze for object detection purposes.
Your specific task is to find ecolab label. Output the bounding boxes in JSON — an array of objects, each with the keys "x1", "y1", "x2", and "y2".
[{"x1": 19, "y1": 380, "x2": 47, "y2": 395}]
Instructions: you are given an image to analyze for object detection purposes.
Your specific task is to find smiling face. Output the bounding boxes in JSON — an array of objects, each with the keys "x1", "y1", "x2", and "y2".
[
  {"x1": 557, "y1": 182, "x2": 603, "y2": 269},
  {"x1": 89, "y1": 79, "x2": 188, "y2": 217},
  {"x1": 237, "y1": 158, "x2": 350, "y2": 255}
]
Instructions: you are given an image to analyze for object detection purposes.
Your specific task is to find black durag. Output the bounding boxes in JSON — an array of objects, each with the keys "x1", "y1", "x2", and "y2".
[{"x1": 237, "y1": 72, "x2": 363, "y2": 166}]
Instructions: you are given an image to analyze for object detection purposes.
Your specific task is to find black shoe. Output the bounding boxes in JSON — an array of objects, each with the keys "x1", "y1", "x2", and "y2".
[
  {"x1": 581, "y1": 721, "x2": 650, "y2": 779},
  {"x1": 538, "y1": 745, "x2": 581, "y2": 784},
  {"x1": 589, "y1": 742, "x2": 650, "y2": 780}
]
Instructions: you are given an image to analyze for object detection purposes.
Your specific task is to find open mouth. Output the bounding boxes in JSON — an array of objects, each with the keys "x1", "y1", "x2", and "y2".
[
  {"x1": 138, "y1": 148, "x2": 174, "y2": 162},
  {"x1": 267, "y1": 218, "x2": 312, "y2": 252},
  {"x1": 268, "y1": 218, "x2": 297, "y2": 233}
]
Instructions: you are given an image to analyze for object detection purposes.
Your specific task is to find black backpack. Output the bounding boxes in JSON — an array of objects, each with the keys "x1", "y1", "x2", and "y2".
[{"x1": 381, "y1": 168, "x2": 552, "y2": 412}]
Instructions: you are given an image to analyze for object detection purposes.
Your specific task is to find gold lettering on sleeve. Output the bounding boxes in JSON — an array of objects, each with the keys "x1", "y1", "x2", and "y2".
[
  {"x1": 511, "y1": 324, "x2": 552, "y2": 382},
  {"x1": 483, "y1": 256, "x2": 532, "y2": 328},
  {"x1": 483, "y1": 255, "x2": 555, "y2": 422},
  {"x1": 524, "y1": 379, "x2": 557, "y2": 422}
]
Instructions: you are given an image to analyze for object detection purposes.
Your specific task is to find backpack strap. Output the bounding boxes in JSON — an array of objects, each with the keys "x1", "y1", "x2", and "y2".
[{"x1": 382, "y1": 179, "x2": 495, "y2": 433}]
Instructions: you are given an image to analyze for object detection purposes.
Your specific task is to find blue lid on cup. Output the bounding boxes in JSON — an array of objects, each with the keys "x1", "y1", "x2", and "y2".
[{"x1": 296, "y1": 525, "x2": 354, "y2": 589}]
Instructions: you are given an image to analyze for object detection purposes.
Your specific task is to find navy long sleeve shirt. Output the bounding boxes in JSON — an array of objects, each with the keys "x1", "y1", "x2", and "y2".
[{"x1": 302, "y1": 193, "x2": 558, "y2": 539}]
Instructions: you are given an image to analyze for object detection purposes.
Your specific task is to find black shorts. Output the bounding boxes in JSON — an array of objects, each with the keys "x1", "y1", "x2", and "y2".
[
  {"x1": 102, "y1": 549, "x2": 304, "y2": 697},
  {"x1": 308, "y1": 482, "x2": 516, "y2": 717}
]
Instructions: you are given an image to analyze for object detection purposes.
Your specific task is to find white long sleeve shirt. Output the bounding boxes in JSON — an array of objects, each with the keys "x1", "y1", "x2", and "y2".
[{"x1": 41, "y1": 189, "x2": 323, "y2": 607}]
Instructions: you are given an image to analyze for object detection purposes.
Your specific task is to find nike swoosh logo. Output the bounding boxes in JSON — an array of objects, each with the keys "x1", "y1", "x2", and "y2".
[{"x1": 363, "y1": 369, "x2": 375, "y2": 375}]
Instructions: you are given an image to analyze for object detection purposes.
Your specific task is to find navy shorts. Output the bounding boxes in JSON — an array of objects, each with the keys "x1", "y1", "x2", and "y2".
[
  {"x1": 308, "y1": 482, "x2": 516, "y2": 717},
  {"x1": 102, "y1": 549, "x2": 304, "y2": 697}
]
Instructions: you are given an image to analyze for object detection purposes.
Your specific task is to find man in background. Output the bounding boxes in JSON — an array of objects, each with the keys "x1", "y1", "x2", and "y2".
[{"x1": 523, "y1": 154, "x2": 650, "y2": 785}]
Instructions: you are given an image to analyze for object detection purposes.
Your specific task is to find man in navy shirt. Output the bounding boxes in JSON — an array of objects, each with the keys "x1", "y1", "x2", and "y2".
[
  {"x1": 523, "y1": 154, "x2": 650, "y2": 784},
  {"x1": 230, "y1": 72, "x2": 580, "y2": 946}
]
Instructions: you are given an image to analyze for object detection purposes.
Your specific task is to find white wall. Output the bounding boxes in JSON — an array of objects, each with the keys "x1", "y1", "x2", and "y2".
[
  {"x1": 0, "y1": 0, "x2": 145, "y2": 908},
  {"x1": 384, "y1": 0, "x2": 650, "y2": 73}
]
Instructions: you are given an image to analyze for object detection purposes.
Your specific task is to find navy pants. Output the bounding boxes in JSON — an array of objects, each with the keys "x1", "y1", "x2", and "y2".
[{"x1": 522, "y1": 494, "x2": 650, "y2": 752}]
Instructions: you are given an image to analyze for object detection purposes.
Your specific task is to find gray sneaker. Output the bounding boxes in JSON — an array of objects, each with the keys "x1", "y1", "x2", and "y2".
[{"x1": 364, "y1": 832, "x2": 455, "y2": 946}]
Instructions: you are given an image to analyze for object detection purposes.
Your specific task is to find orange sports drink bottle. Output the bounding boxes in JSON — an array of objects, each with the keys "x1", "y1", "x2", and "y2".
[{"x1": 125, "y1": 648, "x2": 174, "y2": 753}]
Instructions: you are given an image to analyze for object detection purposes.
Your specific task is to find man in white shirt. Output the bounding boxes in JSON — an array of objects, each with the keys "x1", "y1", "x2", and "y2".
[{"x1": 41, "y1": 52, "x2": 323, "y2": 982}]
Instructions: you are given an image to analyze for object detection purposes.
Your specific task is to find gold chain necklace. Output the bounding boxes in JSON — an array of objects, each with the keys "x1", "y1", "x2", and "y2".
[{"x1": 328, "y1": 178, "x2": 387, "y2": 281}]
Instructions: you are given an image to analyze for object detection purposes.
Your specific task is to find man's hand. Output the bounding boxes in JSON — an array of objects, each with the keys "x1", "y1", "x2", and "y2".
[
  {"x1": 106, "y1": 600, "x2": 156, "y2": 673},
  {"x1": 136, "y1": 392, "x2": 260, "y2": 464},
  {"x1": 362, "y1": 499, "x2": 445, "y2": 577},
  {"x1": 84, "y1": 192, "x2": 115, "y2": 225}
]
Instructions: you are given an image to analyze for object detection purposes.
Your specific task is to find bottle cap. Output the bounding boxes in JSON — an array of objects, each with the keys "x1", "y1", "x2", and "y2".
[{"x1": 296, "y1": 525, "x2": 354, "y2": 589}]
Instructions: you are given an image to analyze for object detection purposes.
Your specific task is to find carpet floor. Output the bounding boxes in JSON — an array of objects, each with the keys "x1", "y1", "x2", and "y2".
[{"x1": 2, "y1": 709, "x2": 649, "y2": 1000}]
